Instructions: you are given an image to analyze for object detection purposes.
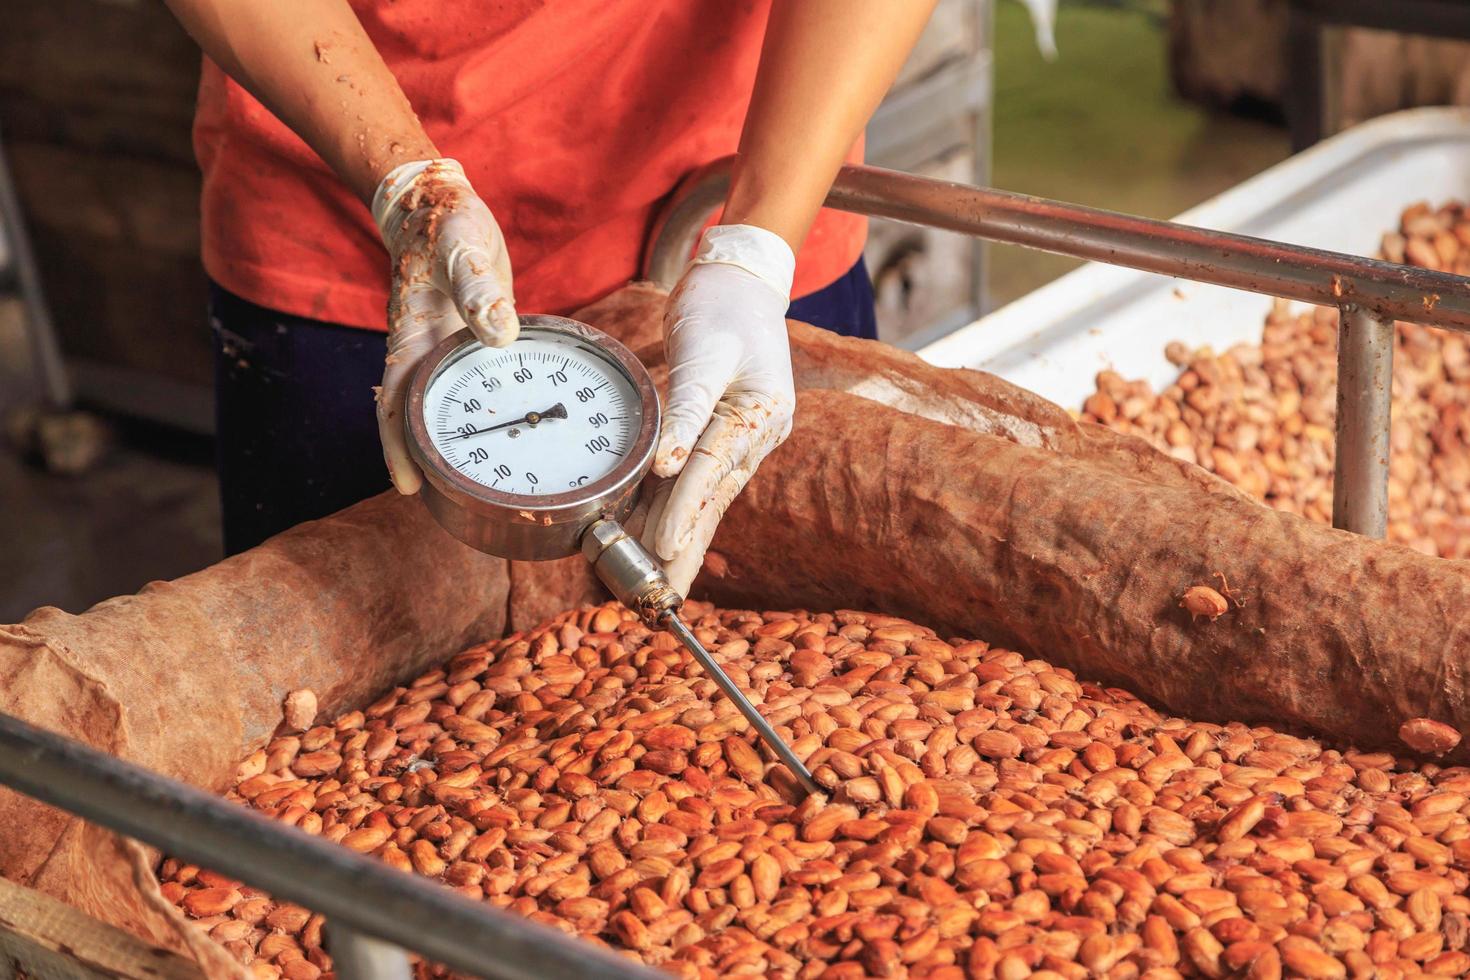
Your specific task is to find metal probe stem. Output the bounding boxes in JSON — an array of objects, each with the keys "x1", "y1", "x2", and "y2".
[
  {"x1": 581, "y1": 519, "x2": 822, "y2": 797},
  {"x1": 660, "y1": 611, "x2": 823, "y2": 797}
]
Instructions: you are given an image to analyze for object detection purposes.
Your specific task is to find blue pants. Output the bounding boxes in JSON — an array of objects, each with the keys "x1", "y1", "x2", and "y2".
[{"x1": 211, "y1": 260, "x2": 876, "y2": 555}]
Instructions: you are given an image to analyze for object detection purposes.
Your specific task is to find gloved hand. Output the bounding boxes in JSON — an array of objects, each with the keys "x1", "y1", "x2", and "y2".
[
  {"x1": 642, "y1": 224, "x2": 797, "y2": 595},
  {"x1": 371, "y1": 159, "x2": 518, "y2": 494}
]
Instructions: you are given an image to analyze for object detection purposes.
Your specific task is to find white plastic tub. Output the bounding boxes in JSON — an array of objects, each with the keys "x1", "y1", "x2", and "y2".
[{"x1": 918, "y1": 107, "x2": 1470, "y2": 408}]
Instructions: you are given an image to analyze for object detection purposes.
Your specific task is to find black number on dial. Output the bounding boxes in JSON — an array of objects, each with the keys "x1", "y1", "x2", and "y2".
[
  {"x1": 512, "y1": 368, "x2": 533, "y2": 383},
  {"x1": 493, "y1": 464, "x2": 511, "y2": 479},
  {"x1": 589, "y1": 412, "x2": 610, "y2": 428},
  {"x1": 585, "y1": 435, "x2": 611, "y2": 454},
  {"x1": 463, "y1": 398, "x2": 481, "y2": 413},
  {"x1": 456, "y1": 424, "x2": 475, "y2": 437},
  {"x1": 481, "y1": 377, "x2": 501, "y2": 392},
  {"x1": 549, "y1": 368, "x2": 568, "y2": 386},
  {"x1": 575, "y1": 387, "x2": 596, "y2": 403},
  {"x1": 468, "y1": 448, "x2": 489, "y2": 464},
  {"x1": 525, "y1": 472, "x2": 539, "y2": 486}
]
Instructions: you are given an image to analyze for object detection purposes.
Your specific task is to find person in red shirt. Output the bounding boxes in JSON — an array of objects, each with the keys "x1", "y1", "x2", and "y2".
[{"x1": 165, "y1": 0, "x2": 937, "y2": 589}]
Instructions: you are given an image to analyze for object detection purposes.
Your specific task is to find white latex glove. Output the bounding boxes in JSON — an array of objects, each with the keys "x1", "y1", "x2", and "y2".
[
  {"x1": 642, "y1": 224, "x2": 797, "y2": 595},
  {"x1": 371, "y1": 159, "x2": 518, "y2": 494}
]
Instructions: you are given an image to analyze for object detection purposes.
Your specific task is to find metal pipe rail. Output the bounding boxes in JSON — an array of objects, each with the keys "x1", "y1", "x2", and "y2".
[
  {"x1": 0, "y1": 711, "x2": 661, "y2": 980},
  {"x1": 0, "y1": 123, "x2": 71, "y2": 408},
  {"x1": 642, "y1": 158, "x2": 1470, "y2": 538}
]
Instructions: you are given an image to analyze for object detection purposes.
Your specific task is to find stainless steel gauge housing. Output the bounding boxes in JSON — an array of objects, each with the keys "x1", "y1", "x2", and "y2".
[{"x1": 405, "y1": 315, "x2": 659, "y2": 560}]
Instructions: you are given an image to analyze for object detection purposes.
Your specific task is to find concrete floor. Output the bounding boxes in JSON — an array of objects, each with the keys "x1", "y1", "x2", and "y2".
[{"x1": 0, "y1": 2, "x2": 1292, "y2": 623}]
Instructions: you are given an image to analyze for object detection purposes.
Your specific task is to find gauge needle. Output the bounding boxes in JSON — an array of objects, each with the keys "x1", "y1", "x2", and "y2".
[{"x1": 449, "y1": 403, "x2": 567, "y2": 441}]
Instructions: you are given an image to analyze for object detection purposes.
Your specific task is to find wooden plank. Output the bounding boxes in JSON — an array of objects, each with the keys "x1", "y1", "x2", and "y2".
[
  {"x1": 0, "y1": 0, "x2": 199, "y2": 163},
  {"x1": 1168, "y1": 0, "x2": 1289, "y2": 113},
  {"x1": 4, "y1": 141, "x2": 210, "y2": 389},
  {"x1": 0, "y1": 0, "x2": 210, "y2": 404},
  {"x1": 0, "y1": 876, "x2": 204, "y2": 980}
]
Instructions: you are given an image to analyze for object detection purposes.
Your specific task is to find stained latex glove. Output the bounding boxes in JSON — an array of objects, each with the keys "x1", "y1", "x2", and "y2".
[
  {"x1": 371, "y1": 159, "x2": 518, "y2": 494},
  {"x1": 642, "y1": 224, "x2": 797, "y2": 595}
]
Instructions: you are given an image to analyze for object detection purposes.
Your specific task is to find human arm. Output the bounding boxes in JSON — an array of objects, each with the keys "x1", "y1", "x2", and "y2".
[
  {"x1": 646, "y1": 0, "x2": 938, "y2": 593},
  {"x1": 721, "y1": 0, "x2": 939, "y2": 249},
  {"x1": 162, "y1": 0, "x2": 435, "y2": 203},
  {"x1": 163, "y1": 0, "x2": 518, "y2": 493}
]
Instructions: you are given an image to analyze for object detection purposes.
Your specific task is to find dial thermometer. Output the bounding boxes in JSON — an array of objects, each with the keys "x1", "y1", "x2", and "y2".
[{"x1": 406, "y1": 315, "x2": 818, "y2": 796}]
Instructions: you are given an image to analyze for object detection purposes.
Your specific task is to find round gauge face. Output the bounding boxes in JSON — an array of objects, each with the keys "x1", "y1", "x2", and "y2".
[{"x1": 422, "y1": 329, "x2": 641, "y2": 497}]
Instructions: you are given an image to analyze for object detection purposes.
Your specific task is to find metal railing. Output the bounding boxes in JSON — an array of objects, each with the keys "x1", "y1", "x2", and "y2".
[
  {"x1": 642, "y1": 157, "x2": 1470, "y2": 538},
  {"x1": 0, "y1": 712, "x2": 660, "y2": 980},
  {"x1": 0, "y1": 123, "x2": 71, "y2": 408}
]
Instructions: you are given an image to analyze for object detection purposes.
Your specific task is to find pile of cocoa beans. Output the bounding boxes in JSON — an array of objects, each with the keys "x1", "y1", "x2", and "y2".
[
  {"x1": 162, "y1": 602, "x2": 1470, "y2": 979},
  {"x1": 1081, "y1": 201, "x2": 1470, "y2": 559}
]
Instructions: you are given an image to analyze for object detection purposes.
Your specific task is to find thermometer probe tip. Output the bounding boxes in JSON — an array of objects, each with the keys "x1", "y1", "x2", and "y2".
[{"x1": 580, "y1": 519, "x2": 821, "y2": 798}]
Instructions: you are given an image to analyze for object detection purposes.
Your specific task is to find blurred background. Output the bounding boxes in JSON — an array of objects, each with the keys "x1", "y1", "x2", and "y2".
[{"x1": 3, "y1": 0, "x2": 1469, "y2": 620}]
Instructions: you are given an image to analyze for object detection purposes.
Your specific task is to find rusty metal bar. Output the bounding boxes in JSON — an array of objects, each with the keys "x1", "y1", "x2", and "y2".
[
  {"x1": 645, "y1": 158, "x2": 1470, "y2": 332},
  {"x1": 0, "y1": 710, "x2": 661, "y2": 980},
  {"x1": 643, "y1": 157, "x2": 1470, "y2": 539},
  {"x1": 1332, "y1": 306, "x2": 1395, "y2": 537},
  {"x1": 643, "y1": 166, "x2": 731, "y2": 289},
  {"x1": 0, "y1": 125, "x2": 71, "y2": 408}
]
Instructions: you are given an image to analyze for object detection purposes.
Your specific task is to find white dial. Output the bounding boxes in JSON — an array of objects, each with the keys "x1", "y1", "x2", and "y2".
[{"x1": 423, "y1": 331, "x2": 638, "y2": 496}]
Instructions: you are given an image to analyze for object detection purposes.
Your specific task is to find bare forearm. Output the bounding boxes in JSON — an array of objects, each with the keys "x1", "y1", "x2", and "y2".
[
  {"x1": 164, "y1": 0, "x2": 436, "y2": 203},
  {"x1": 722, "y1": 0, "x2": 938, "y2": 251}
]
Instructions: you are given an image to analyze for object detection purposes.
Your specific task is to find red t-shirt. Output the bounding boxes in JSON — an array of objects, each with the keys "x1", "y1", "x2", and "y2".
[{"x1": 193, "y1": 1, "x2": 868, "y2": 330}]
